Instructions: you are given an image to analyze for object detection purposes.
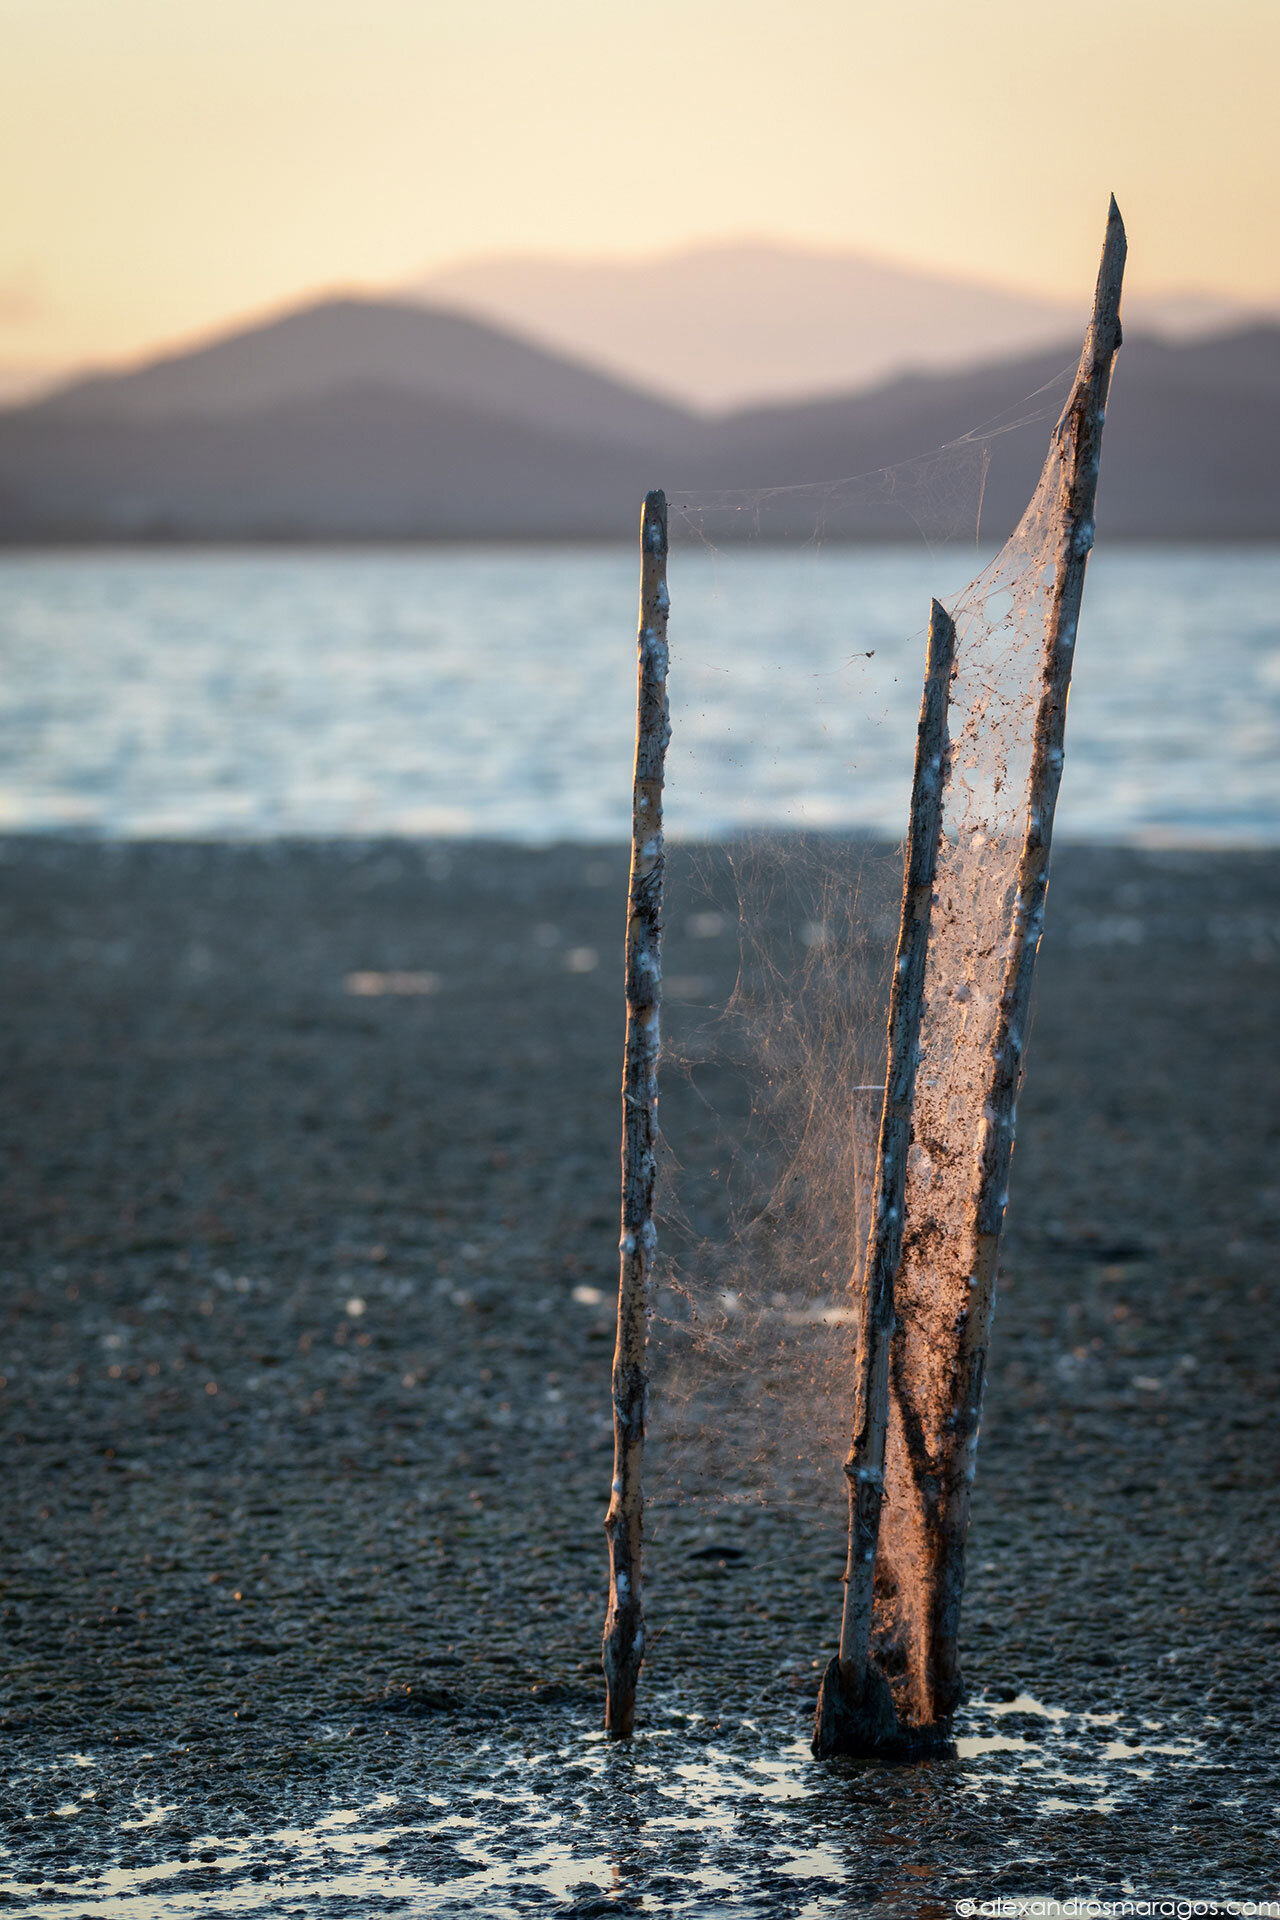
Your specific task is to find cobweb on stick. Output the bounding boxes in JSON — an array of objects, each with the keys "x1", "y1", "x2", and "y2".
[
  {"x1": 876, "y1": 205, "x2": 1125, "y2": 1729},
  {"x1": 648, "y1": 835, "x2": 900, "y2": 1517},
  {"x1": 638, "y1": 251, "x2": 1120, "y2": 1656},
  {"x1": 664, "y1": 356, "x2": 1078, "y2": 552}
]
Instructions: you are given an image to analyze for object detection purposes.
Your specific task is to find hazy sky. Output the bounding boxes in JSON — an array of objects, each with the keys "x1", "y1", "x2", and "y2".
[{"x1": 2, "y1": 0, "x2": 1277, "y2": 370}]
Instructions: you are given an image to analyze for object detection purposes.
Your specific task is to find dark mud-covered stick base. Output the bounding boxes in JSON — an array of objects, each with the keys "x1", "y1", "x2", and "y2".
[{"x1": 812, "y1": 1658, "x2": 955, "y2": 1761}]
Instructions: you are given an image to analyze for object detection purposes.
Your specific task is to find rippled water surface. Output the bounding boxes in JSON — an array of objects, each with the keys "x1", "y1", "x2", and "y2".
[{"x1": 0, "y1": 545, "x2": 1277, "y2": 842}]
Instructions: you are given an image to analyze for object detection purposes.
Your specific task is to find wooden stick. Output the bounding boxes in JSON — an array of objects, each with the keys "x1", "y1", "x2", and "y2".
[
  {"x1": 925, "y1": 198, "x2": 1127, "y2": 1704},
  {"x1": 813, "y1": 598, "x2": 956, "y2": 1759},
  {"x1": 603, "y1": 489, "x2": 671, "y2": 1738}
]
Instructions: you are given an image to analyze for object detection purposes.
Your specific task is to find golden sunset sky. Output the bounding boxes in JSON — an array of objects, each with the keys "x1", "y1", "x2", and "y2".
[{"x1": 1, "y1": 0, "x2": 1276, "y2": 374}]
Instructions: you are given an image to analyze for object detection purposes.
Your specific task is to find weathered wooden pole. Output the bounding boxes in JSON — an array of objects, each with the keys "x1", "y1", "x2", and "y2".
[
  {"x1": 924, "y1": 199, "x2": 1127, "y2": 1705},
  {"x1": 602, "y1": 489, "x2": 671, "y2": 1737},
  {"x1": 815, "y1": 199, "x2": 1126, "y2": 1758},
  {"x1": 813, "y1": 599, "x2": 956, "y2": 1760}
]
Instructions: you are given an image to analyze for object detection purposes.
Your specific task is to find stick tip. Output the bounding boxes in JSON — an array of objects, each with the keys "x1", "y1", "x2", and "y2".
[
  {"x1": 642, "y1": 490, "x2": 668, "y2": 555},
  {"x1": 1105, "y1": 195, "x2": 1126, "y2": 265},
  {"x1": 1090, "y1": 197, "x2": 1127, "y2": 347},
  {"x1": 928, "y1": 598, "x2": 957, "y2": 653}
]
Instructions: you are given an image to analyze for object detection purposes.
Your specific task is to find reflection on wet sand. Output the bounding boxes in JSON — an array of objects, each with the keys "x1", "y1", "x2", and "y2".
[{"x1": 2, "y1": 1695, "x2": 1217, "y2": 1918}]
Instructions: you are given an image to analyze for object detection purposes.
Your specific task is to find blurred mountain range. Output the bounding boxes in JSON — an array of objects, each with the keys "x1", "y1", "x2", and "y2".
[
  {"x1": 415, "y1": 240, "x2": 1273, "y2": 411},
  {"x1": 0, "y1": 293, "x2": 1276, "y2": 543}
]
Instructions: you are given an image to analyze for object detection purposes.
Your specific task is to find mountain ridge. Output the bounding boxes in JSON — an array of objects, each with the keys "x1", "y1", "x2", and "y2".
[
  {"x1": 415, "y1": 239, "x2": 1275, "y2": 411},
  {"x1": 25, "y1": 296, "x2": 692, "y2": 451},
  {"x1": 1, "y1": 295, "x2": 1277, "y2": 543}
]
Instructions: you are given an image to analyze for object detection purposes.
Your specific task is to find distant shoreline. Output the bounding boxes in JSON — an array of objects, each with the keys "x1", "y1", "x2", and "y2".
[
  {"x1": 3, "y1": 829, "x2": 1278, "y2": 856},
  {"x1": 3, "y1": 530, "x2": 1279, "y2": 551}
]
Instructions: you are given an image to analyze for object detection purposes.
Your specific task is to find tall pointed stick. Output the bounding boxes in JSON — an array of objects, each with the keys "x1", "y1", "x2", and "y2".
[
  {"x1": 816, "y1": 200, "x2": 1125, "y2": 1757},
  {"x1": 816, "y1": 200, "x2": 1127, "y2": 1757},
  {"x1": 924, "y1": 199, "x2": 1126, "y2": 1705},
  {"x1": 603, "y1": 489, "x2": 671, "y2": 1737},
  {"x1": 812, "y1": 599, "x2": 956, "y2": 1760}
]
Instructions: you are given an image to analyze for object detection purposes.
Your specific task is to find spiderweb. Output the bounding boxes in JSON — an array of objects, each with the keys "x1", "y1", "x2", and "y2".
[
  {"x1": 647, "y1": 834, "x2": 897, "y2": 1514},
  {"x1": 876, "y1": 459, "x2": 1065, "y2": 1719},
  {"x1": 636, "y1": 352, "x2": 1094, "y2": 1610}
]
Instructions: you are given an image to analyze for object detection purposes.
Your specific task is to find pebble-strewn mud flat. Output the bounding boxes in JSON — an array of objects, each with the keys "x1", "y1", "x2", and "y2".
[{"x1": 1, "y1": 837, "x2": 1277, "y2": 1917}]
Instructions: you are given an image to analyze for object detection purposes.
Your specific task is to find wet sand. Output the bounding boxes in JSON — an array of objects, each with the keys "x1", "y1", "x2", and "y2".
[{"x1": 1, "y1": 835, "x2": 1277, "y2": 1915}]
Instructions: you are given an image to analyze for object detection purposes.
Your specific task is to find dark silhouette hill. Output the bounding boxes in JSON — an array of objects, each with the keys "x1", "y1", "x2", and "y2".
[
  {"x1": 0, "y1": 297, "x2": 1276, "y2": 542},
  {"x1": 0, "y1": 384, "x2": 651, "y2": 541},
  {"x1": 680, "y1": 325, "x2": 1280, "y2": 542},
  {"x1": 30, "y1": 297, "x2": 692, "y2": 450}
]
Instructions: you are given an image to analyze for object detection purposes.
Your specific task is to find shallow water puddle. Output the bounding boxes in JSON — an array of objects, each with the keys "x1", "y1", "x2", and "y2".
[
  {"x1": 976, "y1": 1692, "x2": 1076, "y2": 1723},
  {"x1": 953, "y1": 1733, "x2": 1036, "y2": 1757},
  {"x1": 0, "y1": 1701, "x2": 1218, "y2": 1917},
  {"x1": 118, "y1": 1805, "x2": 181, "y2": 1833}
]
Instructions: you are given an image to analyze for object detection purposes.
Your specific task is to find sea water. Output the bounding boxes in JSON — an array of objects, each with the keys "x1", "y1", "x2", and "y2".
[{"x1": 0, "y1": 544, "x2": 1276, "y2": 845}]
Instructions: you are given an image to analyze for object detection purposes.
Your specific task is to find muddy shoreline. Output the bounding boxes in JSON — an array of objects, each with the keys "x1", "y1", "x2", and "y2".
[{"x1": 2, "y1": 836, "x2": 1277, "y2": 1914}]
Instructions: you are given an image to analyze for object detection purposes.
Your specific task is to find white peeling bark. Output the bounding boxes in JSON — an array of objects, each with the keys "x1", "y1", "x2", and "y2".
[
  {"x1": 812, "y1": 599, "x2": 956, "y2": 1760},
  {"x1": 603, "y1": 489, "x2": 671, "y2": 1738}
]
